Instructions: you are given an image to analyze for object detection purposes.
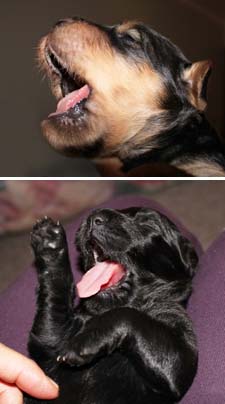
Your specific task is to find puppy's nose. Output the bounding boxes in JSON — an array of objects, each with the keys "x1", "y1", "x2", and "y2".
[
  {"x1": 53, "y1": 18, "x2": 74, "y2": 28},
  {"x1": 89, "y1": 209, "x2": 112, "y2": 229},
  {"x1": 72, "y1": 16, "x2": 86, "y2": 23},
  {"x1": 93, "y1": 215, "x2": 105, "y2": 227}
]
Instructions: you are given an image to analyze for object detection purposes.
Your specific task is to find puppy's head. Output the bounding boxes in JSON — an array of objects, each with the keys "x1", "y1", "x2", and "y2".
[
  {"x1": 76, "y1": 207, "x2": 198, "y2": 312},
  {"x1": 38, "y1": 18, "x2": 212, "y2": 161}
]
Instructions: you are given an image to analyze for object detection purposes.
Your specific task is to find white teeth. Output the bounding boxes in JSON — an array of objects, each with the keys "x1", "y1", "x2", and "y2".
[{"x1": 93, "y1": 250, "x2": 99, "y2": 264}]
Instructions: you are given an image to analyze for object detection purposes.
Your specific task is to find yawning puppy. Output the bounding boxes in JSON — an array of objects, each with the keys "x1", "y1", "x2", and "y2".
[
  {"x1": 38, "y1": 18, "x2": 225, "y2": 176},
  {"x1": 25, "y1": 207, "x2": 198, "y2": 404}
]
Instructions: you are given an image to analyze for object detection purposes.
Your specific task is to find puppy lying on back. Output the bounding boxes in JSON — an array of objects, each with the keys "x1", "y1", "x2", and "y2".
[
  {"x1": 25, "y1": 207, "x2": 198, "y2": 403},
  {"x1": 38, "y1": 18, "x2": 225, "y2": 177}
]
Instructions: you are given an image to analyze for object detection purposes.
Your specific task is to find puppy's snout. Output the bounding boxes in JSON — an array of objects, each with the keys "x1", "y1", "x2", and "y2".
[
  {"x1": 53, "y1": 18, "x2": 74, "y2": 28},
  {"x1": 72, "y1": 16, "x2": 86, "y2": 23},
  {"x1": 93, "y1": 215, "x2": 105, "y2": 227},
  {"x1": 89, "y1": 209, "x2": 116, "y2": 231}
]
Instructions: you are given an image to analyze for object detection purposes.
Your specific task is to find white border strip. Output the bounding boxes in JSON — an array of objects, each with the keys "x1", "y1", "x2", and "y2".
[{"x1": 1, "y1": 177, "x2": 225, "y2": 181}]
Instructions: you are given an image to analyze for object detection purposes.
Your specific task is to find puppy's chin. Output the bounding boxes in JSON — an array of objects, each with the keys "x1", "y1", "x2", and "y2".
[{"x1": 41, "y1": 116, "x2": 105, "y2": 158}]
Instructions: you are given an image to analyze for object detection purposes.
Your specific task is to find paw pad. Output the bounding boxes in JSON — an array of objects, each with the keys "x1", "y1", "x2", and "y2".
[{"x1": 30, "y1": 217, "x2": 66, "y2": 253}]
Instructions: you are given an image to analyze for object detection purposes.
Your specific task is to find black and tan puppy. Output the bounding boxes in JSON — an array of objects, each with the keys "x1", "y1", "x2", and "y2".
[
  {"x1": 25, "y1": 207, "x2": 198, "y2": 404},
  {"x1": 38, "y1": 18, "x2": 225, "y2": 177}
]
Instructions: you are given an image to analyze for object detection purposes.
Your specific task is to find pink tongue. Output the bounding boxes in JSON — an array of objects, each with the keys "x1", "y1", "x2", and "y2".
[
  {"x1": 49, "y1": 84, "x2": 90, "y2": 117},
  {"x1": 77, "y1": 261, "x2": 125, "y2": 298}
]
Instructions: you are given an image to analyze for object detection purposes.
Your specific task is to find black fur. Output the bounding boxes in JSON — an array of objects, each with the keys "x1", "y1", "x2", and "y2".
[
  {"x1": 123, "y1": 114, "x2": 225, "y2": 172},
  {"x1": 90, "y1": 20, "x2": 225, "y2": 174},
  {"x1": 88, "y1": 21, "x2": 225, "y2": 174},
  {"x1": 25, "y1": 207, "x2": 199, "y2": 404}
]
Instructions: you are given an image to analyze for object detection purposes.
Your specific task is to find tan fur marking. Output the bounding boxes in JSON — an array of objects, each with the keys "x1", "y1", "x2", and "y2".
[
  {"x1": 94, "y1": 157, "x2": 123, "y2": 176},
  {"x1": 39, "y1": 20, "x2": 166, "y2": 156},
  {"x1": 177, "y1": 161, "x2": 225, "y2": 177},
  {"x1": 117, "y1": 21, "x2": 140, "y2": 33},
  {"x1": 183, "y1": 60, "x2": 212, "y2": 111}
]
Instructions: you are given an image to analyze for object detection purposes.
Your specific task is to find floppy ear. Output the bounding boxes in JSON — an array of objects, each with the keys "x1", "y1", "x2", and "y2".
[
  {"x1": 183, "y1": 60, "x2": 212, "y2": 111},
  {"x1": 175, "y1": 234, "x2": 199, "y2": 279}
]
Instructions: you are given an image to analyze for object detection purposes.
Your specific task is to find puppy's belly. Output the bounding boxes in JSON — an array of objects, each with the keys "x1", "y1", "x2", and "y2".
[{"x1": 52, "y1": 353, "x2": 151, "y2": 404}]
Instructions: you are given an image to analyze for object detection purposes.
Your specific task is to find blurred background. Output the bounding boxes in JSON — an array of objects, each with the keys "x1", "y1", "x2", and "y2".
[
  {"x1": 1, "y1": 179, "x2": 225, "y2": 292},
  {"x1": 1, "y1": 0, "x2": 225, "y2": 176}
]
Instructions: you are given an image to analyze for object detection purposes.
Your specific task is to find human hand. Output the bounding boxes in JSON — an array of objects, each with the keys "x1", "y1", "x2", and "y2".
[{"x1": 0, "y1": 343, "x2": 59, "y2": 403}]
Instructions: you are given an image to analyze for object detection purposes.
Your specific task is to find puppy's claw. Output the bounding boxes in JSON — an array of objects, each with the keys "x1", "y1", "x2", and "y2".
[
  {"x1": 53, "y1": 226, "x2": 61, "y2": 234},
  {"x1": 57, "y1": 355, "x2": 66, "y2": 363}
]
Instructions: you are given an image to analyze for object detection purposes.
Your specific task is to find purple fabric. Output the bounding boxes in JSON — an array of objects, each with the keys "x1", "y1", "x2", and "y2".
[
  {"x1": 181, "y1": 231, "x2": 225, "y2": 403},
  {"x1": 0, "y1": 195, "x2": 204, "y2": 400}
]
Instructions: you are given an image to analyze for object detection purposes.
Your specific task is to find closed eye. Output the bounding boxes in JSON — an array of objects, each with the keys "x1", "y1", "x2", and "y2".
[
  {"x1": 117, "y1": 29, "x2": 141, "y2": 45},
  {"x1": 122, "y1": 33, "x2": 136, "y2": 43},
  {"x1": 126, "y1": 29, "x2": 141, "y2": 42}
]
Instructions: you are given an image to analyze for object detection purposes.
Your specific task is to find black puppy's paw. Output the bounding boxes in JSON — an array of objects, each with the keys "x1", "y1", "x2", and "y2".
[
  {"x1": 57, "y1": 349, "x2": 91, "y2": 367},
  {"x1": 31, "y1": 217, "x2": 66, "y2": 256},
  {"x1": 57, "y1": 331, "x2": 104, "y2": 367}
]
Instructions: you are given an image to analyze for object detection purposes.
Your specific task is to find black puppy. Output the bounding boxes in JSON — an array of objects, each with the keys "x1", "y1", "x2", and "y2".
[{"x1": 25, "y1": 207, "x2": 198, "y2": 404}]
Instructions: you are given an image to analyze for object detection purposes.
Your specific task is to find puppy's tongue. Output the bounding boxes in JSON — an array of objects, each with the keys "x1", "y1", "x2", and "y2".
[
  {"x1": 77, "y1": 261, "x2": 125, "y2": 298},
  {"x1": 49, "y1": 84, "x2": 90, "y2": 117}
]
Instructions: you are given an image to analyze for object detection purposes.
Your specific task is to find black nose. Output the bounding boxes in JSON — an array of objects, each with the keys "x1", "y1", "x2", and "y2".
[
  {"x1": 53, "y1": 18, "x2": 74, "y2": 28},
  {"x1": 72, "y1": 16, "x2": 86, "y2": 22},
  {"x1": 93, "y1": 215, "x2": 105, "y2": 227},
  {"x1": 89, "y1": 209, "x2": 113, "y2": 229}
]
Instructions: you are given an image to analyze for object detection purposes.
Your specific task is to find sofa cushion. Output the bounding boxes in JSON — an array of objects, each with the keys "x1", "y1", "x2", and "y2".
[{"x1": 182, "y1": 231, "x2": 225, "y2": 403}]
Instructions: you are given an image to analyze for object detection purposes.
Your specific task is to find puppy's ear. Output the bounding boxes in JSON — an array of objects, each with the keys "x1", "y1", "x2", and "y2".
[
  {"x1": 175, "y1": 233, "x2": 199, "y2": 279},
  {"x1": 183, "y1": 60, "x2": 212, "y2": 111}
]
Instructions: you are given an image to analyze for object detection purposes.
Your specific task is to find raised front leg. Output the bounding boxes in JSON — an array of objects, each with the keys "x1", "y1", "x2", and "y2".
[
  {"x1": 58, "y1": 307, "x2": 197, "y2": 402},
  {"x1": 29, "y1": 217, "x2": 76, "y2": 363}
]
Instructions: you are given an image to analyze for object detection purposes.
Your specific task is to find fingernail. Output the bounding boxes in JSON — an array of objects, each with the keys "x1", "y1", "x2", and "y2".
[{"x1": 47, "y1": 377, "x2": 59, "y2": 390}]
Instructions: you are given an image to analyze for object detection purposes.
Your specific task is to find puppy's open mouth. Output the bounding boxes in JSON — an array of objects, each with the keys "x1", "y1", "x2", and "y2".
[
  {"x1": 45, "y1": 47, "x2": 91, "y2": 118},
  {"x1": 77, "y1": 240, "x2": 126, "y2": 298}
]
